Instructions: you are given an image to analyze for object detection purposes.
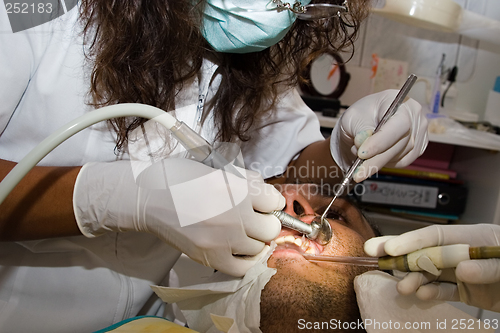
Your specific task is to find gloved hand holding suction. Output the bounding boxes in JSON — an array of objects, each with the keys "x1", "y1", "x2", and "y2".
[
  {"x1": 73, "y1": 157, "x2": 284, "y2": 277},
  {"x1": 364, "y1": 224, "x2": 500, "y2": 312},
  {"x1": 330, "y1": 89, "x2": 428, "y2": 183}
]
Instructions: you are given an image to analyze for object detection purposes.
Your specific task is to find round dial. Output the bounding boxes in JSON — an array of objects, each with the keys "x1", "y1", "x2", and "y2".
[{"x1": 300, "y1": 51, "x2": 350, "y2": 99}]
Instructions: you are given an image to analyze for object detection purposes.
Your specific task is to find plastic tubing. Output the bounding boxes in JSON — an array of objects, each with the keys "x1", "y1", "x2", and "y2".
[{"x1": 0, "y1": 103, "x2": 180, "y2": 205}]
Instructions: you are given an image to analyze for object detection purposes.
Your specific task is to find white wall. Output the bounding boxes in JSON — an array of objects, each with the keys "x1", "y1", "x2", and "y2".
[{"x1": 338, "y1": 0, "x2": 500, "y2": 120}]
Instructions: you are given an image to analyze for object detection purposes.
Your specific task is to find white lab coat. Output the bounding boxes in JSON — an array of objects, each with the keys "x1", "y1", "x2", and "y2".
[{"x1": 0, "y1": 4, "x2": 324, "y2": 333}]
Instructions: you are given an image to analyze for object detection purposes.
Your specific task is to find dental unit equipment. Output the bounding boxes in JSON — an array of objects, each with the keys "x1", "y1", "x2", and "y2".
[
  {"x1": 319, "y1": 73, "x2": 418, "y2": 230},
  {"x1": 303, "y1": 244, "x2": 500, "y2": 273},
  {"x1": 272, "y1": 210, "x2": 332, "y2": 246}
]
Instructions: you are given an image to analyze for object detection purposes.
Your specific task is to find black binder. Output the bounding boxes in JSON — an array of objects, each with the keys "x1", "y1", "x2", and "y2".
[{"x1": 352, "y1": 174, "x2": 468, "y2": 216}]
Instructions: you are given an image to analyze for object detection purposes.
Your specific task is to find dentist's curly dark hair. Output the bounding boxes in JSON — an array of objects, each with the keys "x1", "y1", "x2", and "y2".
[{"x1": 79, "y1": 0, "x2": 370, "y2": 149}]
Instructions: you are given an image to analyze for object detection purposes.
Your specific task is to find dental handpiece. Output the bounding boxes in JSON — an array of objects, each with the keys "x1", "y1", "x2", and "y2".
[
  {"x1": 319, "y1": 74, "x2": 418, "y2": 224},
  {"x1": 303, "y1": 244, "x2": 500, "y2": 273},
  {"x1": 272, "y1": 210, "x2": 332, "y2": 246}
]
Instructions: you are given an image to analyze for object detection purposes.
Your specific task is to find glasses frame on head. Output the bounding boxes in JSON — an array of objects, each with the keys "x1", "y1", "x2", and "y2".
[{"x1": 272, "y1": 0, "x2": 349, "y2": 20}]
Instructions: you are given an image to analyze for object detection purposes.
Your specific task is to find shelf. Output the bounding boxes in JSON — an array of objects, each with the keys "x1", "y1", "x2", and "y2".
[
  {"x1": 316, "y1": 112, "x2": 500, "y2": 151},
  {"x1": 427, "y1": 132, "x2": 500, "y2": 151}
]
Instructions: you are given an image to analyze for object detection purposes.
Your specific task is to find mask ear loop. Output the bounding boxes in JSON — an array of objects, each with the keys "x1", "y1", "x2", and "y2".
[{"x1": 272, "y1": 0, "x2": 306, "y2": 14}]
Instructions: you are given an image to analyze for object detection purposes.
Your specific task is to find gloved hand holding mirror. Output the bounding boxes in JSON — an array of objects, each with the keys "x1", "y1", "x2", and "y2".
[{"x1": 330, "y1": 89, "x2": 429, "y2": 183}]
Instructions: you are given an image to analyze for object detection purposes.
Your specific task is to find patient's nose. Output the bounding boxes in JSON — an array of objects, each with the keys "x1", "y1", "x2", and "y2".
[{"x1": 281, "y1": 187, "x2": 315, "y2": 223}]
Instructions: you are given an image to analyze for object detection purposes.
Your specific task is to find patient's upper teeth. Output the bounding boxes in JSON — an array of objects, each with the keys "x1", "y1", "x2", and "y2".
[
  {"x1": 275, "y1": 237, "x2": 285, "y2": 245},
  {"x1": 275, "y1": 235, "x2": 318, "y2": 251}
]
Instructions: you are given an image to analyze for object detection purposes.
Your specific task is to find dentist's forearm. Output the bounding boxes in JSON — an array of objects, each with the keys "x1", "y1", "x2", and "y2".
[{"x1": 0, "y1": 158, "x2": 82, "y2": 241}]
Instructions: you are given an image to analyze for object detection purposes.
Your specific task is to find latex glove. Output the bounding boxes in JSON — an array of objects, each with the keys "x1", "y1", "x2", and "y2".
[
  {"x1": 74, "y1": 158, "x2": 284, "y2": 277},
  {"x1": 364, "y1": 224, "x2": 500, "y2": 312},
  {"x1": 330, "y1": 90, "x2": 428, "y2": 183}
]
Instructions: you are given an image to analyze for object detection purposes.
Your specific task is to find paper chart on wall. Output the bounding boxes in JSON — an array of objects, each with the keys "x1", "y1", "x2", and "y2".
[{"x1": 371, "y1": 56, "x2": 409, "y2": 94}]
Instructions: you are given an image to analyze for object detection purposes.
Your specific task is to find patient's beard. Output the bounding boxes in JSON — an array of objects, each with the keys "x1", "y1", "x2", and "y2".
[{"x1": 260, "y1": 257, "x2": 367, "y2": 333}]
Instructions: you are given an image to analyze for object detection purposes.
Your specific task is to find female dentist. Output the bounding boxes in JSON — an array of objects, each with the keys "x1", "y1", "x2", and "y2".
[{"x1": 0, "y1": 0, "x2": 427, "y2": 332}]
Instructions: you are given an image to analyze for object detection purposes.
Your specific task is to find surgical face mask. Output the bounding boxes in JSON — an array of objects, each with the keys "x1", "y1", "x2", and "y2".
[{"x1": 202, "y1": 0, "x2": 312, "y2": 54}]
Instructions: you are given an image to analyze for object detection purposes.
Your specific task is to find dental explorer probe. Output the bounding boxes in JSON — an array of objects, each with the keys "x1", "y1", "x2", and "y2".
[
  {"x1": 303, "y1": 244, "x2": 500, "y2": 273},
  {"x1": 272, "y1": 210, "x2": 332, "y2": 246},
  {"x1": 319, "y1": 74, "x2": 418, "y2": 228}
]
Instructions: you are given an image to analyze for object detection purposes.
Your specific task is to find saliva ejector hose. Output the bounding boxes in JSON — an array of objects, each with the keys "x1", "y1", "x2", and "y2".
[
  {"x1": 303, "y1": 244, "x2": 500, "y2": 273},
  {"x1": 0, "y1": 103, "x2": 220, "y2": 205}
]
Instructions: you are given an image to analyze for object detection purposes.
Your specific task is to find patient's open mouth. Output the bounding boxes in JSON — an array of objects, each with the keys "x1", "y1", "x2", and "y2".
[{"x1": 274, "y1": 233, "x2": 322, "y2": 255}]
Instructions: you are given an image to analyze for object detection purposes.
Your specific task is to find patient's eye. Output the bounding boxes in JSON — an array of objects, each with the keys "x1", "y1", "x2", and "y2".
[
  {"x1": 323, "y1": 207, "x2": 349, "y2": 225},
  {"x1": 325, "y1": 210, "x2": 342, "y2": 220},
  {"x1": 317, "y1": 202, "x2": 349, "y2": 225}
]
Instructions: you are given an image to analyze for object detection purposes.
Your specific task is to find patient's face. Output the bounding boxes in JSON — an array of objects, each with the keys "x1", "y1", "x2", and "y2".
[
  {"x1": 269, "y1": 183, "x2": 375, "y2": 263},
  {"x1": 260, "y1": 184, "x2": 376, "y2": 332}
]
